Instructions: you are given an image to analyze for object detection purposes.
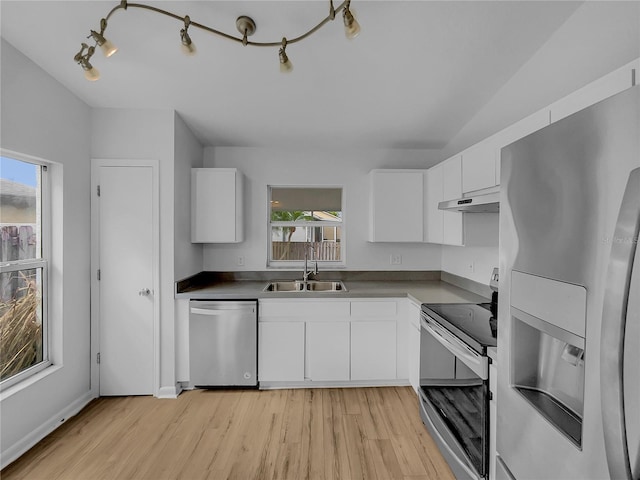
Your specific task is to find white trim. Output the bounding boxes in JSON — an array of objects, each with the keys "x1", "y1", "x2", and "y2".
[
  {"x1": 0, "y1": 390, "x2": 93, "y2": 470},
  {"x1": 157, "y1": 385, "x2": 182, "y2": 399},
  {"x1": 0, "y1": 149, "x2": 53, "y2": 390},
  {"x1": 259, "y1": 379, "x2": 410, "y2": 390},
  {"x1": 266, "y1": 184, "x2": 346, "y2": 268},
  {"x1": 90, "y1": 159, "x2": 160, "y2": 397}
]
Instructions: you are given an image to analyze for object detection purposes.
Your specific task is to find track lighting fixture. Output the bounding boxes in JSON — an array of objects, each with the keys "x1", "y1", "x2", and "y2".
[{"x1": 75, "y1": 0, "x2": 360, "y2": 79}]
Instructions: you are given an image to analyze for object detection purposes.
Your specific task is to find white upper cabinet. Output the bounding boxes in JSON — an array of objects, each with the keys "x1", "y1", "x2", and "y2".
[
  {"x1": 442, "y1": 156, "x2": 462, "y2": 201},
  {"x1": 369, "y1": 169, "x2": 425, "y2": 242},
  {"x1": 462, "y1": 141, "x2": 497, "y2": 193},
  {"x1": 426, "y1": 158, "x2": 463, "y2": 246},
  {"x1": 550, "y1": 59, "x2": 638, "y2": 124},
  {"x1": 442, "y1": 157, "x2": 464, "y2": 246},
  {"x1": 425, "y1": 164, "x2": 444, "y2": 244},
  {"x1": 191, "y1": 168, "x2": 243, "y2": 243}
]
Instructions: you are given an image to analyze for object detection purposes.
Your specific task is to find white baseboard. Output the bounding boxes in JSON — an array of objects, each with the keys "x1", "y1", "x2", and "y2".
[
  {"x1": 156, "y1": 385, "x2": 181, "y2": 399},
  {"x1": 0, "y1": 391, "x2": 94, "y2": 470},
  {"x1": 259, "y1": 379, "x2": 410, "y2": 390}
]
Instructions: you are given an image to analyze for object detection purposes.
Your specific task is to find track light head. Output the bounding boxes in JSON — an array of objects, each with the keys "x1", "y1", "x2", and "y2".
[
  {"x1": 90, "y1": 18, "x2": 118, "y2": 57},
  {"x1": 74, "y1": 43, "x2": 100, "y2": 81},
  {"x1": 180, "y1": 15, "x2": 196, "y2": 55},
  {"x1": 279, "y1": 38, "x2": 293, "y2": 73},
  {"x1": 343, "y1": 3, "x2": 360, "y2": 39}
]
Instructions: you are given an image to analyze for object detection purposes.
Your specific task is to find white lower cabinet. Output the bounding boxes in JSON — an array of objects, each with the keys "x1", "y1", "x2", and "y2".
[
  {"x1": 306, "y1": 321, "x2": 350, "y2": 381},
  {"x1": 258, "y1": 322, "x2": 305, "y2": 382},
  {"x1": 407, "y1": 301, "x2": 421, "y2": 393},
  {"x1": 351, "y1": 321, "x2": 396, "y2": 380},
  {"x1": 258, "y1": 298, "x2": 404, "y2": 386}
]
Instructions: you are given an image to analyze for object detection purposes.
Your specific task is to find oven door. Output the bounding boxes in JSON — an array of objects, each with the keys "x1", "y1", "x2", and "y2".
[{"x1": 419, "y1": 311, "x2": 489, "y2": 480}]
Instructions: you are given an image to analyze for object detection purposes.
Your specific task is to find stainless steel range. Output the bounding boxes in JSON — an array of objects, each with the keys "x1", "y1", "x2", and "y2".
[{"x1": 418, "y1": 270, "x2": 498, "y2": 480}]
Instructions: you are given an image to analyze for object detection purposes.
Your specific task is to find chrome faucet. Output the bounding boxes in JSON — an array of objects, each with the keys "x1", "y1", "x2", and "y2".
[{"x1": 303, "y1": 243, "x2": 318, "y2": 285}]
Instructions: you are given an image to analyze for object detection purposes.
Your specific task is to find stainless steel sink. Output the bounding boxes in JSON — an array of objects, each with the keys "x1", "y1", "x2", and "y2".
[
  {"x1": 263, "y1": 280, "x2": 347, "y2": 292},
  {"x1": 262, "y1": 281, "x2": 305, "y2": 292},
  {"x1": 306, "y1": 281, "x2": 347, "y2": 292}
]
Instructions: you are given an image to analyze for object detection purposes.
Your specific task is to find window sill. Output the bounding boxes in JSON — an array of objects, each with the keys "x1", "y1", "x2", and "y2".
[{"x1": 0, "y1": 364, "x2": 62, "y2": 402}]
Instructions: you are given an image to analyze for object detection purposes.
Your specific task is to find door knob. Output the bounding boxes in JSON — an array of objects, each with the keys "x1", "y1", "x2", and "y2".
[{"x1": 138, "y1": 288, "x2": 151, "y2": 296}]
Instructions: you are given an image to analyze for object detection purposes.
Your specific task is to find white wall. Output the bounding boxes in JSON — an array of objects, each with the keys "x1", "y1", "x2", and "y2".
[
  {"x1": 91, "y1": 108, "x2": 178, "y2": 397},
  {"x1": 442, "y1": 0, "x2": 640, "y2": 158},
  {"x1": 0, "y1": 39, "x2": 92, "y2": 466},
  {"x1": 203, "y1": 147, "x2": 443, "y2": 271},
  {"x1": 442, "y1": 214, "x2": 499, "y2": 285},
  {"x1": 174, "y1": 112, "x2": 204, "y2": 280}
]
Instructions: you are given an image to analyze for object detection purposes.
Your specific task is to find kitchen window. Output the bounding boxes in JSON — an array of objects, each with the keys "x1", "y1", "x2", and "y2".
[
  {"x1": 0, "y1": 154, "x2": 50, "y2": 389},
  {"x1": 268, "y1": 187, "x2": 343, "y2": 267}
]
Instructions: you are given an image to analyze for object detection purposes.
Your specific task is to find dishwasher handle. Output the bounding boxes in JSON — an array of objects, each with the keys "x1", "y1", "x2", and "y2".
[
  {"x1": 190, "y1": 306, "x2": 255, "y2": 316},
  {"x1": 189, "y1": 300, "x2": 257, "y2": 316}
]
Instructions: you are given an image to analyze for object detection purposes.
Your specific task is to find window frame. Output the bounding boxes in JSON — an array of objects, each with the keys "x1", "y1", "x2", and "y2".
[
  {"x1": 267, "y1": 185, "x2": 345, "y2": 269},
  {"x1": 0, "y1": 151, "x2": 51, "y2": 390}
]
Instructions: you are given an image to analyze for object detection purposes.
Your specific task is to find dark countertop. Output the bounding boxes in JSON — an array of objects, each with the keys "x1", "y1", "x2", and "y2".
[{"x1": 175, "y1": 271, "x2": 490, "y2": 305}]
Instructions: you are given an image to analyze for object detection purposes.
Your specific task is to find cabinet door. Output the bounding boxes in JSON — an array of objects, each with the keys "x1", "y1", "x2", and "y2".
[
  {"x1": 425, "y1": 165, "x2": 444, "y2": 244},
  {"x1": 351, "y1": 321, "x2": 397, "y2": 381},
  {"x1": 442, "y1": 156, "x2": 462, "y2": 200},
  {"x1": 191, "y1": 168, "x2": 243, "y2": 243},
  {"x1": 306, "y1": 322, "x2": 350, "y2": 381},
  {"x1": 369, "y1": 170, "x2": 424, "y2": 242},
  {"x1": 442, "y1": 157, "x2": 464, "y2": 246},
  {"x1": 408, "y1": 302, "x2": 421, "y2": 393},
  {"x1": 462, "y1": 142, "x2": 497, "y2": 193},
  {"x1": 258, "y1": 321, "x2": 304, "y2": 382}
]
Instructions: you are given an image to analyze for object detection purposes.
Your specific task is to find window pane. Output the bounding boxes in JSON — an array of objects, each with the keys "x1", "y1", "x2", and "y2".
[
  {"x1": 0, "y1": 268, "x2": 44, "y2": 381},
  {"x1": 270, "y1": 187, "x2": 342, "y2": 213},
  {"x1": 1, "y1": 156, "x2": 41, "y2": 261},
  {"x1": 271, "y1": 227, "x2": 342, "y2": 262}
]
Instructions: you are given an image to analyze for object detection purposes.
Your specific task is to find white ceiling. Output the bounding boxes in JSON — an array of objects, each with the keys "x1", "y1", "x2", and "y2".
[{"x1": 1, "y1": 1, "x2": 583, "y2": 149}]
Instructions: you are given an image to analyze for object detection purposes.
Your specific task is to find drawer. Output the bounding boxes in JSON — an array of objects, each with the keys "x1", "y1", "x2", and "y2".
[
  {"x1": 350, "y1": 300, "x2": 397, "y2": 318},
  {"x1": 259, "y1": 299, "x2": 350, "y2": 318}
]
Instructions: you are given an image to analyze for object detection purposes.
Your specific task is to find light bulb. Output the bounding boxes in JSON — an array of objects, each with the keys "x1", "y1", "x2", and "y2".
[
  {"x1": 100, "y1": 38, "x2": 118, "y2": 57},
  {"x1": 84, "y1": 66, "x2": 100, "y2": 81},
  {"x1": 181, "y1": 41, "x2": 197, "y2": 56},
  {"x1": 280, "y1": 58, "x2": 293, "y2": 73}
]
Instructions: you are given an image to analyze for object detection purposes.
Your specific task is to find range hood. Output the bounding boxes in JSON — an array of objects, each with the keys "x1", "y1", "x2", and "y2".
[{"x1": 438, "y1": 191, "x2": 500, "y2": 213}]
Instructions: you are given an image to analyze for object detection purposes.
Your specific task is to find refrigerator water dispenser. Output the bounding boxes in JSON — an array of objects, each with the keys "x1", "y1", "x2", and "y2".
[{"x1": 511, "y1": 307, "x2": 586, "y2": 447}]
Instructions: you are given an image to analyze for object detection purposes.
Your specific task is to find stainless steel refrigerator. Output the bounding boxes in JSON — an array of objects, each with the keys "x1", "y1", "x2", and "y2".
[{"x1": 497, "y1": 84, "x2": 639, "y2": 479}]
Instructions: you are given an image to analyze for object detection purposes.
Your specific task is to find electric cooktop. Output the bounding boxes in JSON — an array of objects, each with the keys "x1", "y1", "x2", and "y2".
[{"x1": 421, "y1": 302, "x2": 497, "y2": 354}]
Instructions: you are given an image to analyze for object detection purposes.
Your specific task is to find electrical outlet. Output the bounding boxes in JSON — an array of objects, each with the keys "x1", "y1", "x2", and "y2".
[
  {"x1": 237, "y1": 256, "x2": 245, "y2": 266},
  {"x1": 390, "y1": 254, "x2": 402, "y2": 265},
  {"x1": 467, "y1": 262, "x2": 475, "y2": 273}
]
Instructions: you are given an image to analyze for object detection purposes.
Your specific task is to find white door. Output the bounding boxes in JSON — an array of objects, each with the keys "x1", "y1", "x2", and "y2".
[{"x1": 92, "y1": 161, "x2": 158, "y2": 396}]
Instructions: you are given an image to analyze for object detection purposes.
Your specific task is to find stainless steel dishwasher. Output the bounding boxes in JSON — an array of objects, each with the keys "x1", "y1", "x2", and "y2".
[{"x1": 189, "y1": 300, "x2": 258, "y2": 388}]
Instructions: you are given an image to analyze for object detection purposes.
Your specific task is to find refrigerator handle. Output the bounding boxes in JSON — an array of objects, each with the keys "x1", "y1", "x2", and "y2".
[{"x1": 601, "y1": 167, "x2": 640, "y2": 480}]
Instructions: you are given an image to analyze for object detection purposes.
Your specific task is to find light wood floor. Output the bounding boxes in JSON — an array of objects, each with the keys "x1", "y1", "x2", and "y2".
[{"x1": 2, "y1": 386, "x2": 454, "y2": 480}]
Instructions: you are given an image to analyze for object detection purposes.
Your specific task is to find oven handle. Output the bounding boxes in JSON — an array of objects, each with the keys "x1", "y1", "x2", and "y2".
[{"x1": 421, "y1": 313, "x2": 488, "y2": 379}]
